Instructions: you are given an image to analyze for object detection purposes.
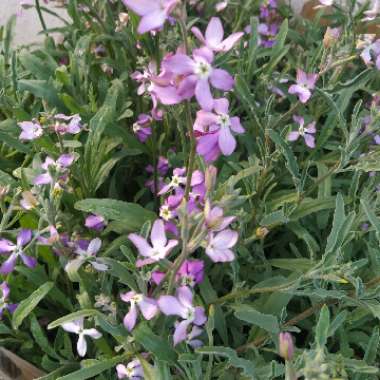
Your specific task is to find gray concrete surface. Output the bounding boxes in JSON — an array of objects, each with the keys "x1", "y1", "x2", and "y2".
[{"x1": 0, "y1": 0, "x2": 67, "y2": 46}]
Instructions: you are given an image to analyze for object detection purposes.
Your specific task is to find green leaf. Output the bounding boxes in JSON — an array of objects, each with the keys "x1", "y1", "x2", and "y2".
[
  {"x1": 12, "y1": 282, "x2": 54, "y2": 329},
  {"x1": 268, "y1": 129, "x2": 300, "y2": 186},
  {"x1": 197, "y1": 346, "x2": 256, "y2": 379},
  {"x1": 56, "y1": 355, "x2": 126, "y2": 380},
  {"x1": 0, "y1": 131, "x2": 31, "y2": 153},
  {"x1": 133, "y1": 323, "x2": 177, "y2": 363},
  {"x1": 315, "y1": 305, "x2": 330, "y2": 348},
  {"x1": 290, "y1": 197, "x2": 337, "y2": 221},
  {"x1": 234, "y1": 305, "x2": 280, "y2": 334},
  {"x1": 48, "y1": 309, "x2": 99, "y2": 330},
  {"x1": 18, "y1": 79, "x2": 63, "y2": 108},
  {"x1": 75, "y1": 199, "x2": 156, "y2": 232},
  {"x1": 0, "y1": 169, "x2": 16, "y2": 187},
  {"x1": 101, "y1": 258, "x2": 138, "y2": 290},
  {"x1": 30, "y1": 314, "x2": 61, "y2": 360},
  {"x1": 361, "y1": 199, "x2": 380, "y2": 239}
]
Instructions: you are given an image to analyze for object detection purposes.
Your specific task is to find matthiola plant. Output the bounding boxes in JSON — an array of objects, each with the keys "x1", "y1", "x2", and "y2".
[{"x1": 2, "y1": 0, "x2": 380, "y2": 379}]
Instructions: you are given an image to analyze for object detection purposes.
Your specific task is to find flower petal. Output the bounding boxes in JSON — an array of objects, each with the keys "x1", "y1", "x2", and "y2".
[
  {"x1": 128, "y1": 234, "x2": 152, "y2": 257},
  {"x1": 218, "y1": 32, "x2": 244, "y2": 52},
  {"x1": 123, "y1": 303, "x2": 138, "y2": 331},
  {"x1": 0, "y1": 239, "x2": 15, "y2": 253},
  {"x1": 218, "y1": 126, "x2": 236, "y2": 155},
  {"x1": 122, "y1": 0, "x2": 159, "y2": 15},
  {"x1": 0, "y1": 253, "x2": 18, "y2": 274},
  {"x1": 287, "y1": 131, "x2": 300, "y2": 141},
  {"x1": 195, "y1": 79, "x2": 214, "y2": 111},
  {"x1": 304, "y1": 134, "x2": 315, "y2": 148},
  {"x1": 213, "y1": 97, "x2": 229, "y2": 115},
  {"x1": 138, "y1": 297, "x2": 158, "y2": 320},
  {"x1": 17, "y1": 229, "x2": 32, "y2": 247},
  {"x1": 163, "y1": 54, "x2": 195, "y2": 75},
  {"x1": 194, "y1": 306, "x2": 207, "y2": 325},
  {"x1": 62, "y1": 318, "x2": 82, "y2": 334},
  {"x1": 87, "y1": 238, "x2": 102, "y2": 256},
  {"x1": 205, "y1": 17, "x2": 224, "y2": 47},
  {"x1": 210, "y1": 69, "x2": 234, "y2": 91},
  {"x1": 20, "y1": 253, "x2": 37, "y2": 269},
  {"x1": 213, "y1": 229, "x2": 239, "y2": 249},
  {"x1": 158, "y1": 295, "x2": 187, "y2": 318},
  {"x1": 138, "y1": 9, "x2": 167, "y2": 34},
  {"x1": 173, "y1": 319, "x2": 191, "y2": 346},
  {"x1": 77, "y1": 334, "x2": 87, "y2": 357},
  {"x1": 83, "y1": 328, "x2": 102, "y2": 339},
  {"x1": 150, "y1": 219, "x2": 167, "y2": 248}
]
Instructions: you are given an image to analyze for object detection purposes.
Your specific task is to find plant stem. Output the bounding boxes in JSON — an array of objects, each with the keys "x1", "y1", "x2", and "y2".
[
  {"x1": 35, "y1": 0, "x2": 48, "y2": 34},
  {"x1": 166, "y1": 6, "x2": 197, "y2": 295}
]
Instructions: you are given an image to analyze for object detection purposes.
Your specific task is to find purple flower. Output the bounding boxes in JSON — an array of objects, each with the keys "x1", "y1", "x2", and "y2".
[
  {"x1": 158, "y1": 286, "x2": 207, "y2": 346},
  {"x1": 177, "y1": 260, "x2": 204, "y2": 287},
  {"x1": 0, "y1": 229, "x2": 37, "y2": 274},
  {"x1": 85, "y1": 214, "x2": 106, "y2": 231},
  {"x1": 191, "y1": 17, "x2": 244, "y2": 52},
  {"x1": 186, "y1": 325, "x2": 204, "y2": 348},
  {"x1": 205, "y1": 203, "x2": 235, "y2": 231},
  {"x1": 195, "y1": 98, "x2": 244, "y2": 156},
  {"x1": 146, "y1": 156, "x2": 169, "y2": 176},
  {"x1": 34, "y1": 154, "x2": 74, "y2": 185},
  {"x1": 54, "y1": 114, "x2": 82, "y2": 135},
  {"x1": 287, "y1": 115, "x2": 317, "y2": 148},
  {"x1": 363, "y1": 0, "x2": 380, "y2": 21},
  {"x1": 279, "y1": 332, "x2": 294, "y2": 361},
  {"x1": 0, "y1": 282, "x2": 17, "y2": 317},
  {"x1": 163, "y1": 47, "x2": 234, "y2": 111},
  {"x1": 116, "y1": 359, "x2": 144, "y2": 379},
  {"x1": 61, "y1": 317, "x2": 102, "y2": 357},
  {"x1": 128, "y1": 219, "x2": 178, "y2": 267},
  {"x1": 123, "y1": 0, "x2": 179, "y2": 34},
  {"x1": 133, "y1": 114, "x2": 152, "y2": 142},
  {"x1": 158, "y1": 167, "x2": 187, "y2": 195},
  {"x1": 206, "y1": 229, "x2": 238, "y2": 262},
  {"x1": 18, "y1": 121, "x2": 43, "y2": 141},
  {"x1": 360, "y1": 39, "x2": 380, "y2": 70},
  {"x1": 120, "y1": 291, "x2": 158, "y2": 331},
  {"x1": 288, "y1": 69, "x2": 318, "y2": 103},
  {"x1": 65, "y1": 238, "x2": 108, "y2": 274}
]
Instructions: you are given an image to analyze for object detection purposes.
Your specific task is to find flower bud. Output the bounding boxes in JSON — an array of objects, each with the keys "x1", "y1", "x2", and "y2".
[
  {"x1": 205, "y1": 165, "x2": 217, "y2": 192},
  {"x1": 0, "y1": 186, "x2": 10, "y2": 200},
  {"x1": 256, "y1": 226, "x2": 269, "y2": 239},
  {"x1": 323, "y1": 27, "x2": 341, "y2": 48},
  {"x1": 279, "y1": 332, "x2": 294, "y2": 361}
]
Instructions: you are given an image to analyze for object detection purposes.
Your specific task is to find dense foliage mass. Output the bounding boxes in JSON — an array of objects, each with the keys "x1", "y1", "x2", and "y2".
[{"x1": 0, "y1": 0, "x2": 380, "y2": 379}]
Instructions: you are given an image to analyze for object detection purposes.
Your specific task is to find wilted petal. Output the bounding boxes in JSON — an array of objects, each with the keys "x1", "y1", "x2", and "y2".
[{"x1": 210, "y1": 69, "x2": 234, "y2": 91}]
